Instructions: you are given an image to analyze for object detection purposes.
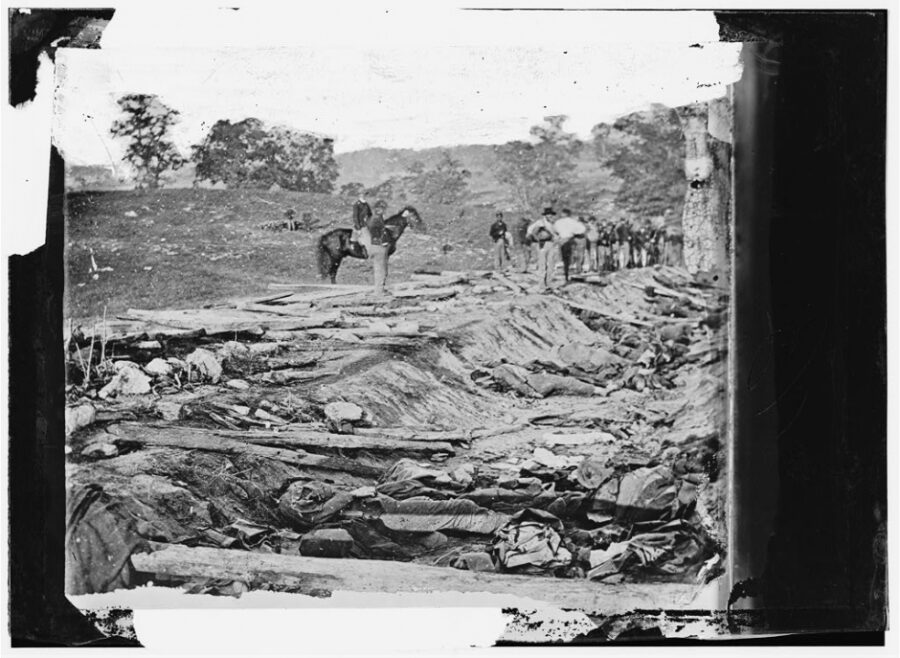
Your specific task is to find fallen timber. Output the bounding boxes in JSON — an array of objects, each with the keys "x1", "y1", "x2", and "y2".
[
  {"x1": 104, "y1": 423, "x2": 382, "y2": 477},
  {"x1": 131, "y1": 544, "x2": 713, "y2": 614},
  {"x1": 110, "y1": 423, "x2": 455, "y2": 454}
]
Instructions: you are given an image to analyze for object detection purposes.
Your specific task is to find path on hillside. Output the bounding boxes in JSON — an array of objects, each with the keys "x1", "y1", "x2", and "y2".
[{"x1": 65, "y1": 265, "x2": 729, "y2": 614}]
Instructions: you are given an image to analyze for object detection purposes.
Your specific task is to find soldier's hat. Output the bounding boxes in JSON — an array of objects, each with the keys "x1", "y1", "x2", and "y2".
[{"x1": 542, "y1": 207, "x2": 556, "y2": 216}]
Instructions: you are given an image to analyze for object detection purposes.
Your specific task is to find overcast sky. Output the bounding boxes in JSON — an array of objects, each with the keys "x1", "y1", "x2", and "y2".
[{"x1": 53, "y1": 6, "x2": 742, "y2": 165}]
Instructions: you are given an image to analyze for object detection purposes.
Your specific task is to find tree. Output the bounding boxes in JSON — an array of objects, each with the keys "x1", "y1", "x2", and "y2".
[
  {"x1": 109, "y1": 94, "x2": 186, "y2": 189},
  {"x1": 594, "y1": 104, "x2": 685, "y2": 219},
  {"x1": 192, "y1": 118, "x2": 339, "y2": 193},
  {"x1": 407, "y1": 151, "x2": 471, "y2": 204},
  {"x1": 339, "y1": 182, "x2": 366, "y2": 197},
  {"x1": 494, "y1": 115, "x2": 583, "y2": 213}
]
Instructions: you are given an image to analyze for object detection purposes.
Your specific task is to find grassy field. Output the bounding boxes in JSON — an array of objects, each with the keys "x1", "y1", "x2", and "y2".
[{"x1": 65, "y1": 188, "x2": 508, "y2": 321}]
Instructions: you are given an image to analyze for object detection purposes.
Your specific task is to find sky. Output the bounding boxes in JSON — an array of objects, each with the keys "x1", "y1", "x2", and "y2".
[{"x1": 52, "y1": 6, "x2": 743, "y2": 166}]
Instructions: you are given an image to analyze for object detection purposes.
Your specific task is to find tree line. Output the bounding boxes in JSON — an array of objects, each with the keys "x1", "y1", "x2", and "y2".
[{"x1": 109, "y1": 93, "x2": 686, "y2": 219}]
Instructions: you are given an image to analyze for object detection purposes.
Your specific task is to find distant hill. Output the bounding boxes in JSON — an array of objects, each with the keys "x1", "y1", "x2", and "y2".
[{"x1": 335, "y1": 143, "x2": 619, "y2": 210}]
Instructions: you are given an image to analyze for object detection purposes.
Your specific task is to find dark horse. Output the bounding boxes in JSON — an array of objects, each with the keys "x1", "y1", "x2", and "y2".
[{"x1": 316, "y1": 206, "x2": 424, "y2": 283}]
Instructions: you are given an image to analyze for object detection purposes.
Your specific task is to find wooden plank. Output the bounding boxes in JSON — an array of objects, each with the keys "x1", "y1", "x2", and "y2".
[
  {"x1": 215, "y1": 429, "x2": 457, "y2": 455},
  {"x1": 552, "y1": 296, "x2": 654, "y2": 328},
  {"x1": 105, "y1": 423, "x2": 381, "y2": 477},
  {"x1": 391, "y1": 286, "x2": 460, "y2": 300},
  {"x1": 131, "y1": 544, "x2": 714, "y2": 614}
]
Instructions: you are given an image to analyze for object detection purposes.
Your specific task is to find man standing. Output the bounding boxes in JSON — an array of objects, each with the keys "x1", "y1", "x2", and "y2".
[
  {"x1": 585, "y1": 215, "x2": 600, "y2": 272},
  {"x1": 615, "y1": 219, "x2": 632, "y2": 270},
  {"x1": 553, "y1": 209, "x2": 587, "y2": 282},
  {"x1": 526, "y1": 208, "x2": 559, "y2": 290},
  {"x1": 367, "y1": 200, "x2": 391, "y2": 295},
  {"x1": 352, "y1": 193, "x2": 373, "y2": 251},
  {"x1": 513, "y1": 215, "x2": 533, "y2": 272},
  {"x1": 489, "y1": 212, "x2": 509, "y2": 271}
]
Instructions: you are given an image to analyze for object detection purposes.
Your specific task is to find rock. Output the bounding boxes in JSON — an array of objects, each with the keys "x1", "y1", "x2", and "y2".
[
  {"x1": 124, "y1": 210, "x2": 138, "y2": 218},
  {"x1": 392, "y1": 320, "x2": 419, "y2": 334},
  {"x1": 417, "y1": 531, "x2": 449, "y2": 550},
  {"x1": 81, "y1": 441, "x2": 119, "y2": 459},
  {"x1": 532, "y1": 447, "x2": 577, "y2": 469},
  {"x1": 112, "y1": 360, "x2": 141, "y2": 372},
  {"x1": 186, "y1": 348, "x2": 222, "y2": 383},
  {"x1": 144, "y1": 358, "x2": 173, "y2": 377},
  {"x1": 65, "y1": 404, "x2": 96, "y2": 435},
  {"x1": 98, "y1": 367, "x2": 152, "y2": 399},
  {"x1": 155, "y1": 400, "x2": 183, "y2": 421},
  {"x1": 299, "y1": 528, "x2": 354, "y2": 558},
  {"x1": 450, "y1": 463, "x2": 476, "y2": 487},
  {"x1": 134, "y1": 340, "x2": 162, "y2": 351},
  {"x1": 543, "y1": 431, "x2": 616, "y2": 447},
  {"x1": 324, "y1": 401, "x2": 365, "y2": 424},
  {"x1": 225, "y1": 379, "x2": 251, "y2": 391},
  {"x1": 452, "y1": 551, "x2": 497, "y2": 572},
  {"x1": 247, "y1": 342, "x2": 281, "y2": 356},
  {"x1": 221, "y1": 341, "x2": 250, "y2": 360}
]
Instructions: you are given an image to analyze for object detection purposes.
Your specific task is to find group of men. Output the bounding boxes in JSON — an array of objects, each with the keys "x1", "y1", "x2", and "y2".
[{"x1": 489, "y1": 208, "x2": 683, "y2": 289}]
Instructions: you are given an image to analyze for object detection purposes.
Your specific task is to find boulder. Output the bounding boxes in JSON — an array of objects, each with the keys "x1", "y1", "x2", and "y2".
[
  {"x1": 144, "y1": 358, "x2": 173, "y2": 377},
  {"x1": 65, "y1": 404, "x2": 96, "y2": 435},
  {"x1": 299, "y1": 528, "x2": 354, "y2": 558},
  {"x1": 186, "y1": 348, "x2": 222, "y2": 383},
  {"x1": 98, "y1": 367, "x2": 152, "y2": 399}
]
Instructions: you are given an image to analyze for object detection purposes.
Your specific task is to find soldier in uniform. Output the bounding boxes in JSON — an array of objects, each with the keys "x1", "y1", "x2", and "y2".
[
  {"x1": 489, "y1": 212, "x2": 510, "y2": 271},
  {"x1": 352, "y1": 193, "x2": 373, "y2": 250}
]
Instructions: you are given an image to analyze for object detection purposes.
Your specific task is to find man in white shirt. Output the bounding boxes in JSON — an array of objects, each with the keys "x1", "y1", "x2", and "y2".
[
  {"x1": 526, "y1": 208, "x2": 560, "y2": 290},
  {"x1": 553, "y1": 209, "x2": 587, "y2": 282}
]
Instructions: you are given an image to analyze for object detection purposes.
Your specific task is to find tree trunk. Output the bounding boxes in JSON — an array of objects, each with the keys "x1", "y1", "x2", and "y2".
[{"x1": 676, "y1": 98, "x2": 732, "y2": 276}]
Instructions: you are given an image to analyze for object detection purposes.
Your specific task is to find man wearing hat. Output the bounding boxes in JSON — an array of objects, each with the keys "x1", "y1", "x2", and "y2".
[
  {"x1": 488, "y1": 211, "x2": 510, "y2": 271},
  {"x1": 553, "y1": 208, "x2": 588, "y2": 282},
  {"x1": 526, "y1": 208, "x2": 560, "y2": 290},
  {"x1": 513, "y1": 215, "x2": 533, "y2": 273},
  {"x1": 352, "y1": 193, "x2": 373, "y2": 250},
  {"x1": 366, "y1": 200, "x2": 391, "y2": 295}
]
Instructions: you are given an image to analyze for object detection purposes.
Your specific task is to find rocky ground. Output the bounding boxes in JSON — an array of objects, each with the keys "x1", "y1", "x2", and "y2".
[{"x1": 65, "y1": 264, "x2": 729, "y2": 614}]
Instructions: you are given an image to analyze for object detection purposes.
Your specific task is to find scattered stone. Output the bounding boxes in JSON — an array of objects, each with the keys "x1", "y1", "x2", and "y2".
[
  {"x1": 429, "y1": 452, "x2": 450, "y2": 463},
  {"x1": 225, "y1": 379, "x2": 251, "y2": 390},
  {"x1": 81, "y1": 441, "x2": 119, "y2": 459},
  {"x1": 417, "y1": 531, "x2": 449, "y2": 550},
  {"x1": 543, "y1": 431, "x2": 616, "y2": 447},
  {"x1": 221, "y1": 341, "x2": 250, "y2": 360},
  {"x1": 186, "y1": 348, "x2": 222, "y2": 383},
  {"x1": 453, "y1": 551, "x2": 497, "y2": 572},
  {"x1": 155, "y1": 400, "x2": 183, "y2": 421},
  {"x1": 450, "y1": 463, "x2": 476, "y2": 487},
  {"x1": 65, "y1": 404, "x2": 96, "y2": 435},
  {"x1": 124, "y1": 210, "x2": 138, "y2": 218},
  {"x1": 144, "y1": 358, "x2": 173, "y2": 377},
  {"x1": 99, "y1": 367, "x2": 152, "y2": 399},
  {"x1": 324, "y1": 401, "x2": 365, "y2": 423},
  {"x1": 112, "y1": 360, "x2": 141, "y2": 372},
  {"x1": 299, "y1": 528, "x2": 354, "y2": 558},
  {"x1": 134, "y1": 340, "x2": 162, "y2": 351},
  {"x1": 247, "y1": 342, "x2": 282, "y2": 356}
]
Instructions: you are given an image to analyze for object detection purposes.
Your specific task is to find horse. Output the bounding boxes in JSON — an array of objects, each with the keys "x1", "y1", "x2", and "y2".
[{"x1": 316, "y1": 205, "x2": 424, "y2": 283}]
